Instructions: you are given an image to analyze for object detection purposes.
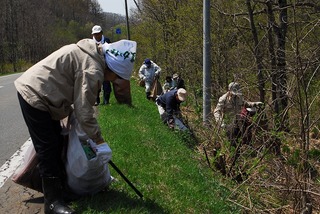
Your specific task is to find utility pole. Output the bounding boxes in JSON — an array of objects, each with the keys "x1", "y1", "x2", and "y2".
[
  {"x1": 203, "y1": 0, "x2": 211, "y2": 124},
  {"x1": 125, "y1": 0, "x2": 130, "y2": 40}
]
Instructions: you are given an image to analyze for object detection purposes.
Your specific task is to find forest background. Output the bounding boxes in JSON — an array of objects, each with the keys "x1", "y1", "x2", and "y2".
[{"x1": 1, "y1": 0, "x2": 320, "y2": 213}]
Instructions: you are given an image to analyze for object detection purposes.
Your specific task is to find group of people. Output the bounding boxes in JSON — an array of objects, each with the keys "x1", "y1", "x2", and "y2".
[
  {"x1": 137, "y1": 57, "x2": 264, "y2": 136},
  {"x1": 162, "y1": 73, "x2": 185, "y2": 93},
  {"x1": 138, "y1": 58, "x2": 263, "y2": 140},
  {"x1": 138, "y1": 59, "x2": 188, "y2": 131},
  {"x1": 138, "y1": 59, "x2": 186, "y2": 98},
  {"x1": 14, "y1": 24, "x2": 137, "y2": 214},
  {"x1": 92, "y1": 25, "x2": 134, "y2": 106},
  {"x1": 14, "y1": 21, "x2": 263, "y2": 213}
]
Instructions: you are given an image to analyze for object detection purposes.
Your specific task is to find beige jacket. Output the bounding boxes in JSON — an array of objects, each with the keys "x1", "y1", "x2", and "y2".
[
  {"x1": 15, "y1": 39, "x2": 106, "y2": 143},
  {"x1": 214, "y1": 92, "x2": 258, "y2": 127}
]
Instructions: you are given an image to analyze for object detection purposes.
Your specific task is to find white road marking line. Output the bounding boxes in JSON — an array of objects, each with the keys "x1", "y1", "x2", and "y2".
[{"x1": 0, "y1": 138, "x2": 32, "y2": 188}]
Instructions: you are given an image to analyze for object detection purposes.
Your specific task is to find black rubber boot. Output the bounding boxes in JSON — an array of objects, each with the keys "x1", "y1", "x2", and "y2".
[
  {"x1": 42, "y1": 177, "x2": 76, "y2": 214},
  {"x1": 146, "y1": 92, "x2": 151, "y2": 100}
]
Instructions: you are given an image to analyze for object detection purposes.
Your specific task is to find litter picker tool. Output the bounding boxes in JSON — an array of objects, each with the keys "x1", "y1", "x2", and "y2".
[{"x1": 109, "y1": 160, "x2": 143, "y2": 198}]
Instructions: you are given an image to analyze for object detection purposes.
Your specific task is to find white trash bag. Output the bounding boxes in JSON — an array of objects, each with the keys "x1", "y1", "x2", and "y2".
[
  {"x1": 65, "y1": 115, "x2": 112, "y2": 196},
  {"x1": 102, "y1": 39, "x2": 137, "y2": 80}
]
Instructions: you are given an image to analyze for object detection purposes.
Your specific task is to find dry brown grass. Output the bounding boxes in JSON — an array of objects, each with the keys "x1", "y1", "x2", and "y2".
[{"x1": 181, "y1": 106, "x2": 320, "y2": 213}]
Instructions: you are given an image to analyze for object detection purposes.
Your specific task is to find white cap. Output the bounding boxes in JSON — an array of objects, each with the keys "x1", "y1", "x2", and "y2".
[
  {"x1": 177, "y1": 88, "x2": 187, "y2": 102},
  {"x1": 92, "y1": 25, "x2": 102, "y2": 34},
  {"x1": 228, "y1": 82, "x2": 242, "y2": 95}
]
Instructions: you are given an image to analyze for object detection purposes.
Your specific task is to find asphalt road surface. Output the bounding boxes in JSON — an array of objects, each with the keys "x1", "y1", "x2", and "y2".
[{"x1": 0, "y1": 73, "x2": 29, "y2": 167}]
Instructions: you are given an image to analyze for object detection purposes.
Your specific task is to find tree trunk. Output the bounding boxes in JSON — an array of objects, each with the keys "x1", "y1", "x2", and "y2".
[
  {"x1": 275, "y1": 0, "x2": 289, "y2": 131},
  {"x1": 246, "y1": 0, "x2": 265, "y2": 103},
  {"x1": 5, "y1": 0, "x2": 19, "y2": 72},
  {"x1": 266, "y1": 0, "x2": 289, "y2": 131}
]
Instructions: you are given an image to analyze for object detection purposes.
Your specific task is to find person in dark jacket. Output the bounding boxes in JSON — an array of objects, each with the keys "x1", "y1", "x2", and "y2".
[
  {"x1": 172, "y1": 73, "x2": 185, "y2": 90},
  {"x1": 162, "y1": 75, "x2": 174, "y2": 93},
  {"x1": 92, "y1": 25, "x2": 112, "y2": 105},
  {"x1": 155, "y1": 88, "x2": 188, "y2": 130}
]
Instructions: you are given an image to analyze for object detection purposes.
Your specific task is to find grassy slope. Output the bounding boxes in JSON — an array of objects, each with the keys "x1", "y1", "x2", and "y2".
[{"x1": 73, "y1": 80, "x2": 239, "y2": 214}]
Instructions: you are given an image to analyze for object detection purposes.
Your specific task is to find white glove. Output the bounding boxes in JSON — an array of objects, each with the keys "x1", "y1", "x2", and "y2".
[
  {"x1": 221, "y1": 123, "x2": 226, "y2": 128},
  {"x1": 89, "y1": 140, "x2": 112, "y2": 164},
  {"x1": 96, "y1": 143, "x2": 112, "y2": 164}
]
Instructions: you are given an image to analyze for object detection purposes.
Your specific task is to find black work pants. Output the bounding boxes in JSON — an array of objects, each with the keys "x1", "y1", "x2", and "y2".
[
  {"x1": 103, "y1": 81, "x2": 112, "y2": 104},
  {"x1": 17, "y1": 92, "x2": 64, "y2": 178}
]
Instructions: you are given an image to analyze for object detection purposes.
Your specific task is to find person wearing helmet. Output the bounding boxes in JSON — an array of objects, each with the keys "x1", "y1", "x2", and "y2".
[
  {"x1": 214, "y1": 82, "x2": 263, "y2": 146},
  {"x1": 138, "y1": 58, "x2": 161, "y2": 99}
]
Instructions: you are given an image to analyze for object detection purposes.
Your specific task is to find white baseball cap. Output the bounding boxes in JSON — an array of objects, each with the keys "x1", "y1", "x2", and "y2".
[{"x1": 92, "y1": 25, "x2": 102, "y2": 34}]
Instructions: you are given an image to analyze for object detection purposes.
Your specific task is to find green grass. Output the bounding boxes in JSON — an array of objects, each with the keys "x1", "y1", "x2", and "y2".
[{"x1": 72, "y1": 80, "x2": 239, "y2": 213}]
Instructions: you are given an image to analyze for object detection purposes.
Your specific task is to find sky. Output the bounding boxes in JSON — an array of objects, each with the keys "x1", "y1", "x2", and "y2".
[{"x1": 97, "y1": 0, "x2": 136, "y2": 15}]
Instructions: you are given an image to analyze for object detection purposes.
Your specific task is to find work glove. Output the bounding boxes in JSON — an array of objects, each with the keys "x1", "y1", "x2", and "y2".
[
  {"x1": 96, "y1": 143, "x2": 112, "y2": 164},
  {"x1": 89, "y1": 140, "x2": 112, "y2": 164},
  {"x1": 96, "y1": 142, "x2": 112, "y2": 164}
]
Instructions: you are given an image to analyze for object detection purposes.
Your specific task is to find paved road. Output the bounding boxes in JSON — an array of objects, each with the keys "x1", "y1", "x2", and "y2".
[
  {"x1": 0, "y1": 73, "x2": 29, "y2": 166},
  {"x1": 0, "y1": 73, "x2": 43, "y2": 213}
]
